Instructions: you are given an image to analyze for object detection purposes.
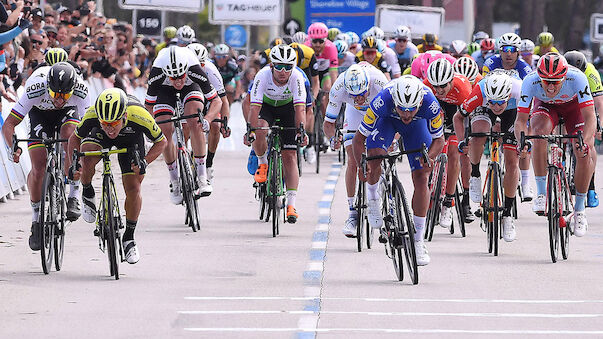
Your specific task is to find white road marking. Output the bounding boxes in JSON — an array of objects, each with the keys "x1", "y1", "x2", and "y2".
[
  {"x1": 183, "y1": 328, "x2": 603, "y2": 334},
  {"x1": 306, "y1": 262, "x2": 324, "y2": 272}
]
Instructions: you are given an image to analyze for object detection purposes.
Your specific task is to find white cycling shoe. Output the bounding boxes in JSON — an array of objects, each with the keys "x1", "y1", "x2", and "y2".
[
  {"x1": 469, "y1": 176, "x2": 482, "y2": 203},
  {"x1": 440, "y1": 206, "x2": 453, "y2": 229},
  {"x1": 568, "y1": 211, "x2": 588, "y2": 237},
  {"x1": 123, "y1": 240, "x2": 140, "y2": 264},
  {"x1": 502, "y1": 216, "x2": 516, "y2": 242},
  {"x1": 342, "y1": 217, "x2": 357, "y2": 238},
  {"x1": 414, "y1": 240, "x2": 430, "y2": 266},
  {"x1": 367, "y1": 199, "x2": 382, "y2": 229},
  {"x1": 170, "y1": 181, "x2": 183, "y2": 205},
  {"x1": 532, "y1": 194, "x2": 546, "y2": 214}
]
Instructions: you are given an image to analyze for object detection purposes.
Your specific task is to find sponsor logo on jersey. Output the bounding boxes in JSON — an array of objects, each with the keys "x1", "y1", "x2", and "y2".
[
  {"x1": 27, "y1": 82, "x2": 45, "y2": 92},
  {"x1": 429, "y1": 100, "x2": 440, "y2": 114},
  {"x1": 363, "y1": 108, "x2": 377, "y2": 125},
  {"x1": 283, "y1": 87, "x2": 291, "y2": 95},
  {"x1": 579, "y1": 85, "x2": 590, "y2": 99},
  {"x1": 372, "y1": 96, "x2": 384, "y2": 110},
  {"x1": 430, "y1": 113, "x2": 443, "y2": 129}
]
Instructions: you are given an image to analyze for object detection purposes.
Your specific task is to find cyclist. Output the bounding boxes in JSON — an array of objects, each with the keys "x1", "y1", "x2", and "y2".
[
  {"x1": 249, "y1": 44, "x2": 309, "y2": 223},
  {"x1": 175, "y1": 25, "x2": 195, "y2": 46},
  {"x1": 306, "y1": 22, "x2": 339, "y2": 123},
  {"x1": 67, "y1": 88, "x2": 167, "y2": 264},
  {"x1": 410, "y1": 50, "x2": 456, "y2": 80},
  {"x1": 564, "y1": 50, "x2": 603, "y2": 208},
  {"x1": 335, "y1": 40, "x2": 355, "y2": 73},
  {"x1": 388, "y1": 25, "x2": 418, "y2": 72},
  {"x1": 449, "y1": 40, "x2": 469, "y2": 59},
  {"x1": 515, "y1": 53, "x2": 596, "y2": 236},
  {"x1": 2, "y1": 62, "x2": 90, "y2": 250},
  {"x1": 213, "y1": 44, "x2": 241, "y2": 106},
  {"x1": 145, "y1": 45, "x2": 222, "y2": 204},
  {"x1": 352, "y1": 75, "x2": 445, "y2": 266},
  {"x1": 322, "y1": 63, "x2": 388, "y2": 237},
  {"x1": 155, "y1": 26, "x2": 177, "y2": 54},
  {"x1": 327, "y1": 27, "x2": 340, "y2": 42},
  {"x1": 453, "y1": 56, "x2": 483, "y2": 86},
  {"x1": 534, "y1": 32, "x2": 559, "y2": 56},
  {"x1": 188, "y1": 43, "x2": 231, "y2": 182},
  {"x1": 423, "y1": 58, "x2": 475, "y2": 226},
  {"x1": 472, "y1": 31, "x2": 489, "y2": 45},
  {"x1": 365, "y1": 26, "x2": 401, "y2": 79},
  {"x1": 355, "y1": 37, "x2": 391, "y2": 79},
  {"x1": 292, "y1": 31, "x2": 307, "y2": 44},
  {"x1": 472, "y1": 38, "x2": 495, "y2": 70},
  {"x1": 417, "y1": 33, "x2": 443, "y2": 53},
  {"x1": 455, "y1": 71, "x2": 522, "y2": 242},
  {"x1": 347, "y1": 31, "x2": 361, "y2": 54},
  {"x1": 520, "y1": 39, "x2": 538, "y2": 70}
]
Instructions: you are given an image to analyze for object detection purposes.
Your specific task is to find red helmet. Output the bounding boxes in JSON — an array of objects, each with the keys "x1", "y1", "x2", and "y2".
[
  {"x1": 537, "y1": 52, "x2": 568, "y2": 80},
  {"x1": 480, "y1": 38, "x2": 495, "y2": 51}
]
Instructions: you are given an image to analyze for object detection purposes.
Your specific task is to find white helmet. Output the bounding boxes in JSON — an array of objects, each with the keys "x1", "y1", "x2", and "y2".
[
  {"x1": 347, "y1": 31, "x2": 360, "y2": 44},
  {"x1": 292, "y1": 31, "x2": 307, "y2": 44},
  {"x1": 336, "y1": 33, "x2": 351, "y2": 45},
  {"x1": 450, "y1": 40, "x2": 467, "y2": 55},
  {"x1": 162, "y1": 46, "x2": 190, "y2": 78},
  {"x1": 269, "y1": 44, "x2": 297, "y2": 65},
  {"x1": 343, "y1": 64, "x2": 370, "y2": 96},
  {"x1": 426, "y1": 58, "x2": 454, "y2": 86},
  {"x1": 453, "y1": 56, "x2": 479, "y2": 82},
  {"x1": 472, "y1": 31, "x2": 489, "y2": 42},
  {"x1": 498, "y1": 33, "x2": 521, "y2": 49},
  {"x1": 214, "y1": 43, "x2": 230, "y2": 55},
  {"x1": 187, "y1": 43, "x2": 209, "y2": 63},
  {"x1": 520, "y1": 39, "x2": 535, "y2": 53},
  {"x1": 484, "y1": 72, "x2": 513, "y2": 101},
  {"x1": 367, "y1": 26, "x2": 385, "y2": 40},
  {"x1": 392, "y1": 75, "x2": 424, "y2": 109},
  {"x1": 176, "y1": 25, "x2": 195, "y2": 44},
  {"x1": 394, "y1": 25, "x2": 411, "y2": 39}
]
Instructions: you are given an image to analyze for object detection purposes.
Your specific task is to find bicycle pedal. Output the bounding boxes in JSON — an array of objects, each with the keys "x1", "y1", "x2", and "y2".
[
  {"x1": 474, "y1": 209, "x2": 482, "y2": 218},
  {"x1": 378, "y1": 235, "x2": 388, "y2": 244},
  {"x1": 93, "y1": 228, "x2": 100, "y2": 237}
]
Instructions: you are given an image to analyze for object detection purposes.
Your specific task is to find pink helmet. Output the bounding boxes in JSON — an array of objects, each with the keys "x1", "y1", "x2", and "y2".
[{"x1": 308, "y1": 22, "x2": 328, "y2": 40}]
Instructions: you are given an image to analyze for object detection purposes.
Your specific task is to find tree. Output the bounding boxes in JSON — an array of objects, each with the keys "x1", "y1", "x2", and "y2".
[{"x1": 475, "y1": 0, "x2": 495, "y2": 35}]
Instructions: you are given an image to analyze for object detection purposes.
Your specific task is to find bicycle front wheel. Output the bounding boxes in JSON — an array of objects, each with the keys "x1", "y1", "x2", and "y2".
[
  {"x1": 547, "y1": 167, "x2": 560, "y2": 263},
  {"x1": 269, "y1": 152, "x2": 281, "y2": 237},
  {"x1": 426, "y1": 158, "x2": 446, "y2": 241},
  {"x1": 179, "y1": 150, "x2": 200, "y2": 232},
  {"x1": 394, "y1": 178, "x2": 418, "y2": 285},
  {"x1": 560, "y1": 174, "x2": 571, "y2": 260},
  {"x1": 54, "y1": 177, "x2": 66, "y2": 271},
  {"x1": 454, "y1": 181, "x2": 466, "y2": 237},
  {"x1": 356, "y1": 180, "x2": 365, "y2": 252},
  {"x1": 103, "y1": 175, "x2": 120, "y2": 280},
  {"x1": 39, "y1": 171, "x2": 55, "y2": 274}
]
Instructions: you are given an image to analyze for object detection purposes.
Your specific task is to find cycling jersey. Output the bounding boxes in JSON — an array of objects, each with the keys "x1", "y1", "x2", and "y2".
[
  {"x1": 411, "y1": 52, "x2": 456, "y2": 79},
  {"x1": 338, "y1": 51, "x2": 356, "y2": 73},
  {"x1": 10, "y1": 65, "x2": 90, "y2": 122},
  {"x1": 213, "y1": 57, "x2": 240, "y2": 84},
  {"x1": 250, "y1": 66, "x2": 306, "y2": 107},
  {"x1": 201, "y1": 61, "x2": 226, "y2": 97},
  {"x1": 423, "y1": 74, "x2": 472, "y2": 106},
  {"x1": 387, "y1": 40, "x2": 419, "y2": 71},
  {"x1": 483, "y1": 55, "x2": 532, "y2": 79},
  {"x1": 417, "y1": 43, "x2": 443, "y2": 53},
  {"x1": 355, "y1": 51, "x2": 390, "y2": 74},
  {"x1": 461, "y1": 76, "x2": 522, "y2": 115},
  {"x1": 305, "y1": 39, "x2": 338, "y2": 73},
  {"x1": 584, "y1": 63, "x2": 603, "y2": 97},
  {"x1": 533, "y1": 45, "x2": 559, "y2": 56},
  {"x1": 260, "y1": 43, "x2": 318, "y2": 80},
  {"x1": 471, "y1": 50, "x2": 495, "y2": 71},
  {"x1": 381, "y1": 46, "x2": 401, "y2": 77}
]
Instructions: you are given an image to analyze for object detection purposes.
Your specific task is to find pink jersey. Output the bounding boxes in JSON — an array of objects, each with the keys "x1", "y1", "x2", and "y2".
[
  {"x1": 305, "y1": 38, "x2": 339, "y2": 72},
  {"x1": 411, "y1": 51, "x2": 456, "y2": 79}
]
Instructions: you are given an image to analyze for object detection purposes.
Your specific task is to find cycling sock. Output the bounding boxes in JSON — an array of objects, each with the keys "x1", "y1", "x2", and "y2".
[
  {"x1": 413, "y1": 215, "x2": 426, "y2": 242},
  {"x1": 31, "y1": 201, "x2": 40, "y2": 222},
  {"x1": 68, "y1": 179, "x2": 80, "y2": 199},
  {"x1": 535, "y1": 176, "x2": 547, "y2": 196},
  {"x1": 503, "y1": 196, "x2": 515, "y2": 217},
  {"x1": 521, "y1": 170, "x2": 530, "y2": 186},
  {"x1": 366, "y1": 182, "x2": 379, "y2": 200},
  {"x1": 207, "y1": 151, "x2": 215, "y2": 168},
  {"x1": 462, "y1": 189, "x2": 470, "y2": 206},
  {"x1": 575, "y1": 192, "x2": 587, "y2": 212},
  {"x1": 286, "y1": 189, "x2": 297, "y2": 208},
  {"x1": 195, "y1": 156, "x2": 207, "y2": 178},
  {"x1": 589, "y1": 175, "x2": 595, "y2": 191},
  {"x1": 123, "y1": 219, "x2": 137, "y2": 242},
  {"x1": 167, "y1": 161, "x2": 179, "y2": 182},
  {"x1": 443, "y1": 194, "x2": 454, "y2": 208},
  {"x1": 258, "y1": 152, "x2": 268, "y2": 165},
  {"x1": 471, "y1": 163, "x2": 480, "y2": 177}
]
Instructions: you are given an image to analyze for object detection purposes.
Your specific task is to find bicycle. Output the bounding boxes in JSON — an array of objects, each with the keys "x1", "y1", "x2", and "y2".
[
  {"x1": 156, "y1": 94, "x2": 201, "y2": 232},
  {"x1": 364, "y1": 144, "x2": 428, "y2": 284},
  {"x1": 521, "y1": 131, "x2": 580, "y2": 263},
  {"x1": 424, "y1": 130, "x2": 466, "y2": 241},
  {"x1": 313, "y1": 90, "x2": 328, "y2": 174},
  {"x1": 247, "y1": 121, "x2": 304, "y2": 237},
  {"x1": 71, "y1": 146, "x2": 145, "y2": 280},
  {"x1": 13, "y1": 133, "x2": 68, "y2": 274},
  {"x1": 334, "y1": 105, "x2": 347, "y2": 165}
]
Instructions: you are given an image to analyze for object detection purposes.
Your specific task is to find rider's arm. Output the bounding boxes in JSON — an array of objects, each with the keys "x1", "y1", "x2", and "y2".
[
  {"x1": 581, "y1": 105, "x2": 597, "y2": 146},
  {"x1": 352, "y1": 131, "x2": 367, "y2": 166},
  {"x1": 308, "y1": 55, "x2": 320, "y2": 99},
  {"x1": 205, "y1": 96, "x2": 222, "y2": 123},
  {"x1": 145, "y1": 66, "x2": 164, "y2": 108},
  {"x1": 1, "y1": 114, "x2": 19, "y2": 151}
]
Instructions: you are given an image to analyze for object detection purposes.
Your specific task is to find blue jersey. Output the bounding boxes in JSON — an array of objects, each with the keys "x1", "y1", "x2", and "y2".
[
  {"x1": 387, "y1": 41, "x2": 417, "y2": 70},
  {"x1": 359, "y1": 84, "x2": 443, "y2": 139},
  {"x1": 483, "y1": 55, "x2": 533, "y2": 79}
]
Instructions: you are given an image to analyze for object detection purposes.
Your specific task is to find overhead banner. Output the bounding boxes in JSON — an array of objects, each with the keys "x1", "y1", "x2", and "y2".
[
  {"x1": 209, "y1": 0, "x2": 284, "y2": 25},
  {"x1": 120, "y1": 0, "x2": 203, "y2": 12},
  {"x1": 306, "y1": 0, "x2": 375, "y2": 34},
  {"x1": 376, "y1": 5, "x2": 445, "y2": 39}
]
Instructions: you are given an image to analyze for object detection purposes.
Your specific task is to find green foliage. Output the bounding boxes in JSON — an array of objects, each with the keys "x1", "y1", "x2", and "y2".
[{"x1": 197, "y1": 6, "x2": 220, "y2": 43}]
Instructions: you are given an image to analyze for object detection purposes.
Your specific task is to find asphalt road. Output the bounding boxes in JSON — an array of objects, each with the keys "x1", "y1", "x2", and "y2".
[{"x1": 1, "y1": 147, "x2": 603, "y2": 338}]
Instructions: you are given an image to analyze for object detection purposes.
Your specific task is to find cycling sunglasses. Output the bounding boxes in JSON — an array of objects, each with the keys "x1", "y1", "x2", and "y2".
[
  {"x1": 215, "y1": 55, "x2": 228, "y2": 59},
  {"x1": 396, "y1": 38, "x2": 408, "y2": 42},
  {"x1": 48, "y1": 89, "x2": 72, "y2": 100},
  {"x1": 351, "y1": 90, "x2": 368, "y2": 97},
  {"x1": 273, "y1": 63, "x2": 293, "y2": 72},
  {"x1": 397, "y1": 106, "x2": 417, "y2": 112},
  {"x1": 100, "y1": 119, "x2": 122, "y2": 128},
  {"x1": 488, "y1": 99, "x2": 507, "y2": 106},
  {"x1": 501, "y1": 45, "x2": 518, "y2": 53},
  {"x1": 169, "y1": 73, "x2": 186, "y2": 81},
  {"x1": 363, "y1": 50, "x2": 376, "y2": 55},
  {"x1": 541, "y1": 78, "x2": 563, "y2": 86},
  {"x1": 433, "y1": 83, "x2": 449, "y2": 89},
  {"x1": 312, "y1": 38, "x2": 325, "y2": 44}
]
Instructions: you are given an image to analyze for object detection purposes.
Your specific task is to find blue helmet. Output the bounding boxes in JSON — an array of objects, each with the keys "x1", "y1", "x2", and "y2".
[
  {"x1": 334, "y1": 40, "x2": 348, "y2": 58},
  {"x1": 344, "y1": 64, "x2": 370, "y2": 95}
]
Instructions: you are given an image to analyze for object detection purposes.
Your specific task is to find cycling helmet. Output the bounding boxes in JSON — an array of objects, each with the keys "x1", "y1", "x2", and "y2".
[
  {"x1": 520, "y1": 39, "x2": 535, "y2": 53},
  {"x1": 453, "y1": 56, "x2": 479, "y2": 82},
  {"x1": 47, "y1": 62, "x2": 76, "y2": 95},
  {"x1": 362, "y1": 36, "x2": 378, "y2": 50},
  {"x1": 162, "y1": 46, "x2": 190, "y2": 78},
  {"x1": 343, "y1": 64, "x2": 370, "y2": 96},
  {"x1": 394, "y1": 25, "x2": 411, "y2": 40},
  {"x1": 427, "y1": 58, "x2": 454, "y2": 86},
  {"x1": 484, "y1": 72, "x2": 513, "y2": 101},
  {"x1": 45, "y1": 47, "x2": 68, "y2": 66},
  {"x1": 392, "y1": 75, "x2": 425, "y2": 109},
  {"x1": 564, "y1": 50, "x2": 587, "y2": 73},
  {"x1": 472, "y1": 31, "x2": 489, "y2": 43},
  {"x1": 307, "y1": 22, "x2": 328, "y2": 40},
  {"x1": 537, "y1": 52, "x2": 568, "y2": 80},
  {"x1": 422, "y1": 33, "x2": 437, "y2": 45},
  {"x1": 336, "y1": 33, "x2": 351, "y2": 46},
  {"x1": 467, "y1": 42, "x2": 480, "y2": 55},
  {"x1": 214, "y1": 43, "x2": 230, "y2": 55},
  {"x1": 96, "y1": 88, "x2": 128, "y2": 123},
  {"x1": 347, "y1": 31, "x2": 360, "y2": 44},
  {"x1": 292, "y1": 31, "x2": 307, "y2": 44},
  {"x1": 176, "y1": 25, "x2": 195, "y2": 44},
  {"x1": 480, "y1": 38, "x2": 495, "y2": 51},
  {"x1": 187, "y1": 43, "x2": 209, "y2": 63},
  {"x1": 498, "y1": 32, "x2": 521, "y2": 49},
  {"x1": 537, "y1": 32, "x2": 554, "y2": 46},
  {"x1": 270, "y1": 37, "x2": 285, "y2": 48},
  {"x1": 334, "y1": 40, "x2": 348, "y2": 58},
  {"x1": 450, "y1": 40, "x2": 467, "y2": 55},
  {"x1": 163, "y1": 26, "x2": 177, "y2": 39},
  {"x1": 328, "y1": 27, "x2": 341, "y2": 42},
  {"x1": 376, "y1": 39, "x2": 386, "y2": 53},
  {"x1": 269, "y1": 44, "x2": 297, "y2": 65},
  {"x1": 368, "y1": 26, "x2": 385, "y2": 40}
]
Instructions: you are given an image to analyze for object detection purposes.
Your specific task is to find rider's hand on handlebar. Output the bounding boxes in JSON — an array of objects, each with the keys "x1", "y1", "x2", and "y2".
[
  {"x1": 297, "y1": 132, "x2": 309, "y2": 147},
  {"x1": 357, "y1": 166, "x2": 369, "y2": 182},
  {"x1": 201, "y1": 118, "x2": 210, "y2": 133},
  {"x1": 419, "y1": 155, "x2": 434, "y2": 169},
  {"x1": 457, "y1": 140, "x2": 468, "y2": 155},
  {"x1": 516, "y1": 140, "x2": 531, "y2": 159},
  {"x1": 576, "y1": 142, "x2": 589, "y2": 158},
  {"x1": 8, "y1": 145, "x2": 22, "y2": 163},
  {"x1": 220, "y1": 125, "x2": 231, "y2": 138},
  {"x1": 329, "y1": 136, "x2": 341, "y2": 151}
]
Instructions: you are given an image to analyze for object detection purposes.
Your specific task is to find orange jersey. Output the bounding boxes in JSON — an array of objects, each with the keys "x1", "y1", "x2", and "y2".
[{"x1": 423, "y1": 74, "x2": 472, "y2": 105}]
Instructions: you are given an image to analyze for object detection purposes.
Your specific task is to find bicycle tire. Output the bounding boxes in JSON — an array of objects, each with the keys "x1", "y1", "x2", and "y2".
[
  {"x1": 547, "y1": 167, "x2": 560, "y2": 263},
  {"x1": 39, "y1": 170, "x2": 55, "y2": 274},
  {"x1": 270, "y1": 151, "x2": 280, "y2": 237},
  {"x1": 560, "y1": 174, "x2": 571, "y2": 260},
  {"x1": 104, "y1": 175, "x2": 120, "y2": 280},
  {"x1": 394, "y1": 178, "x2": 418, "y2": 284},
  {"x1": 258, "y1": 183, "x2": 267, "y2": 220},
  {"x1": 356, "y1": 180, "x2": 365, "y2": 252},
  {"x1": 453, "y1": 182, "x2": 466, "y2": 237},
  {"x1": 179, "y1": 150, "x2": 200, "y2": 232},
  {"x1": 484, "y1": 168, "x2": 494, "y2": 254},
  {"x1": 297, "y1": 145, "x2": 303, "y2": 177},
  {"x1": 366, "y1": 182, "x2": 374, "y2": 249},
  {"x1": 54, "y1": 176, "x2": 66, "y2": 271},
  {"x1": 314, "y1": 113, "x2": 323, "y2": 174},
  {"x1": 426, "y1": 157, "x2": 446, "y2": 241},
  {"x1": 491, "y1": 165, "x2": 500, "y2": 256}
]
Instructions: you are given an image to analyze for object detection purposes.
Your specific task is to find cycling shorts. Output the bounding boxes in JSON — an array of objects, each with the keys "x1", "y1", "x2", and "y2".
[
  {"x1": 342, "y1": 105, "x2": 364, "y2": 147},
  {"x1": 470, "y1": 106, "x2": 518, "y2": 146},
  {"x1": 81, "y1": 126, "x2": 146, "y2": 175},
  {"x1": 531, "y1": 98, "x2": 584, "y2": 136},
  {"x1": 366, "y1": 116, "x2": 433, "y2": 171},
  {"x1": 258, "y1": 101, "x2": 298, "y2": 150},
  {"x1": 28, "y1": 106, "x2": 79, "y2": 150},
  {"x1": 152, "y1": 83, "x2": 204, "y2": 118}
]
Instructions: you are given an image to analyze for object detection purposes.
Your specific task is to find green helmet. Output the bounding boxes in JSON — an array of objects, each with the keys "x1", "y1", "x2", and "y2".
[
  {"x1": 327, "y1": 27, "x2": 341, "y2": 42},
  {"x1": 537, "y1": 32, "x2": 554, "y2": 47},
  {"x1": 467, "y1": 41, "x2": 480, "y2": 55},
  {"x1": 96, "y1": 88, "x2": 128, "y2": 123},
  {"x1": 45, "y1": 47, "x2": 68, "y2": 66},
  {"x1": 163, "y1": 26, "x2": 177, "y2": 39}
]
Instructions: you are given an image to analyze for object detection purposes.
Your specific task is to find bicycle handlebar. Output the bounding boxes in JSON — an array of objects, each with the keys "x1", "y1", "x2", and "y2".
[
  {"x1": 246, "y1": 122, "x2": 305, "y2": 144},
  {"x1": 520, "y1": 130, "x2": 584, "y2": 152},
  {"x1": 365, "y1": 143, "x2": 429, "y2": 162}
]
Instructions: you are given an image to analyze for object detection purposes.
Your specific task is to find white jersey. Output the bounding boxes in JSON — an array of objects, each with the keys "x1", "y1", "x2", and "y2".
[
  {"x1": 11, "y1": 65, "x2": 91, "y2": 120},
  {"x1": 325, "y1": 62, "x2": 388, "y2": 123},
  {"x1": 202, "y1": 61, "x2": 225, "y2": 96},
  {"x1": 382, "y1": 46, "x2": 401, "y2": 76},
  {"x1": 338, "y1": 52, "x2": 356, "y2": 72},
  {"x1": 250, "y1": 66, "x2": 307, "y2": 107}
]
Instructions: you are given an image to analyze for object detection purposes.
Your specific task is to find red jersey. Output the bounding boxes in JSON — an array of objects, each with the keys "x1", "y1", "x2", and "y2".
[{"x1": 423, "y1": 74, "x2": 472, "y2": 105}]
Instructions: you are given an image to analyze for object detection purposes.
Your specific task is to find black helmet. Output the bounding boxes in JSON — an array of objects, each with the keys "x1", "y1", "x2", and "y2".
[
  {"x1": 48, "y1": 62, "x2": 76, "y2": 94},
  {"x1": 564, "y1": 50, "x2": 587, "y2": 73}
]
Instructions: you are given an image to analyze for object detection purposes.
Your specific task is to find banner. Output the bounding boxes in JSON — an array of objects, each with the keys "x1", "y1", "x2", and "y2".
[
  {"x1": 210, "y1": 0, "x2": 284, "y2": 25},
  {"x1": 306, "y1": 0, "x2": 375, "y2": 34},
  {"x1": 376, "y1": 5, "x2": 445, "y2": 39},
  {"x1": 120, "y1": 0, "x2": 203, "y2": 12}
]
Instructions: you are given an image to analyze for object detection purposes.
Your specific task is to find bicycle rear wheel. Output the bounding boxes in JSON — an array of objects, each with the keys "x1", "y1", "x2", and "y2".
[
  {"x1": 426, "y1": 157, "x2": 446, "y2": 241},
  {"x1": 258, "y1": 183, "x2": 267, "y2": 220},
  {"x1": 560, "y1": 174, "x2": 571, "y2": 260},
  {"x1": 453, "y1": 181, "x2": 466, "y2": 237},
  {"x1": 356, "y1": 180, "x2": 365, "y2": 251},
  {"x1": 547, "y1": 167, "x2": 560, "y2": 263},
  {"x1": 104, "y1": 175, "x2": 120, "y2": 280},
  {"x1": 490, "y1": 165, "x2": 500, "y2": 256},
  {"x1": 54, "y1": 177, "x2": 66, "y2": 271},
  {"x1": 394, "y1": 178, "x2": 418, "y2": 284},
  {"x1": 179, "y1": 150, "x2": 200, "y2": 232},
  {"x1": 39, "y1": 171, "x2": 55, "y2": 274},
  {"x1": 314, "y1": 112, "x2": 323, "y2": 174}
]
